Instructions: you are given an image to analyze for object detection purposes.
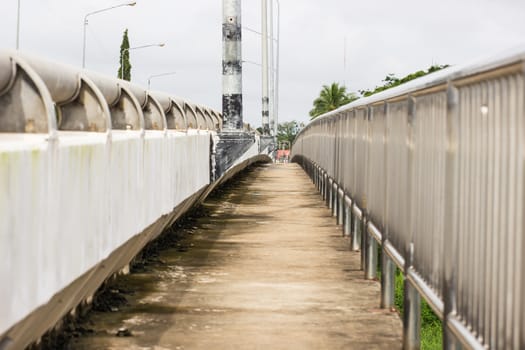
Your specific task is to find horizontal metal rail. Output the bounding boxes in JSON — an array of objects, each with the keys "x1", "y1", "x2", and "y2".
[
  {"x1": 406, "y1": 267, "x2": 444, "y2": 319},
  {"x1": 447, "y1": 314, "x2": 486, "y2": 350},
  {"x1": 367, "y1": 221, "x2": 382, "y2": 244},
  {"x1": 352, "y1": 204, "x2": 363, "y2": 220},
  {"x1": 383, "y1": 240, "x2": 405, "y2": 270}
]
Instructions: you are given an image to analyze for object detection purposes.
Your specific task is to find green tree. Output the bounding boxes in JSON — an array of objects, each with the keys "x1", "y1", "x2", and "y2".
[
  {"x1": 309, "y1": 83, "x2": 359, "y2": 120},
  {"x1": 277, "y1": 120, "x2": 303, "y2": 147},
  {"x1": 359, "y1": 64, "x2": 449, "y2": 97},
  {"x1": 118, "y1": 29, "x2": 131, "y2": 81}
]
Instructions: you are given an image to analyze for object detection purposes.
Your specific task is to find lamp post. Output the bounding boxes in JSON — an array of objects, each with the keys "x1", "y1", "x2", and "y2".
[
  {"x1": 274, "y1": 0, "x2": 280, "y2": 137},
  {"x1": 261, "y1": 0, "x2": 270, "y2": 135},
  {"x1": 269, "y1": 0, "x2": 274, "y2": 136},
  {"x1": 147, "y1": 71, "x2": 177, "y2": 90},
  {"x1": 242, "y1": 2, "x2": 279, "y2": 137},
  {"x1": 16, "y1": 0, "x2": 21, "y2": 49},
  {"x1": 82, "y1": 1, "x2": 137, "y2": 68},
  {"x1": 120, "y1": 43, "x2": 165, "y2": 80}
]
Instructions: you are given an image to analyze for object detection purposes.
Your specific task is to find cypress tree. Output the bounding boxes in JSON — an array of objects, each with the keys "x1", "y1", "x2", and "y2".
[{"x1": 118, "y1": 29, "x2": 131, "y2": 81}]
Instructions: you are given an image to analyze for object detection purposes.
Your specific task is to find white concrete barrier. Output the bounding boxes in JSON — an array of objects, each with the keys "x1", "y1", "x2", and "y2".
[{"x1": 0, "y1": 129, "x2": 210, "y2": 337}]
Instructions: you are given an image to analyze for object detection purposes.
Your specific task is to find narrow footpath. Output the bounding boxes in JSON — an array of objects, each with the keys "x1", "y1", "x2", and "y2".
[{"x1": 70, "y1": 163, "x2": 402, "y2": 349}]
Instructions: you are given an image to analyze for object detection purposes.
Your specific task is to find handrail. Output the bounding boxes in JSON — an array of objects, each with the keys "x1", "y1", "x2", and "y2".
[{"x1": 294, "y1": 46, "x2": 525, "y2": 142}]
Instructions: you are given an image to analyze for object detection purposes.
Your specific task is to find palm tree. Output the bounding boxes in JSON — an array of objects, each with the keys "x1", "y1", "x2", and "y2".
[{"x1": 309, "y1": 83, "x2": 358, "y2": 119}]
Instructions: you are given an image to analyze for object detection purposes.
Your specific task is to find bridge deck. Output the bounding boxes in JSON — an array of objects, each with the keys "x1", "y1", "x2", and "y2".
[{"x1": 71, "y1": 163, "x2": 401, "y2": 349}]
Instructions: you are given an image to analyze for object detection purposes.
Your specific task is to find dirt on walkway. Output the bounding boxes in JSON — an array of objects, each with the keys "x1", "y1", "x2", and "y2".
[{"x1": 69, "y1": 163, "x2": 402, "y2": 349}]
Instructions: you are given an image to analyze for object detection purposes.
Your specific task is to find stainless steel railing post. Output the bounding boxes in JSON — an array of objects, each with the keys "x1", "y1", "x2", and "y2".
[
  {"x1": 351, "y1": 205, "x2": 361, "y2": 251},
  {"x1": 327, "y1": 177, "x2": 333, "y2": 208},
  {"x1": 360, "y1": 215, "x2": 366, "y2": 269},
  {"x1": 318, "y1": 168, "x2": 322, "y2": 193},
  {"x1": 337, "y1": 188, "x2": 344, "y2": 225},
  {"x1": 322, "y1": 172, "x2": 327, "y2": 200},
  {"x1": 315, "y1": 165, "x2": 319, "y2": 189},
  {"x1": 443, "y1": 84, "x2": 460, "y2": 350},
  {"x1": 343, "y1": 196, "x2": 352, "y2": 237},
  {"x1": 320, "y1": 170, "x2": 324, "y2": 194},
  {"x1": 365, "y1": 221, "x2": 377, "y2": 280},
  {"x1": 332, "y1": 182, "x2": 338, "y2": 216},
  {"x1": 403, "y1": 243, "x2": 421, "y2": 350},
  {"x1": 381, "y1": 248, "x2": 395, "y2": 308}
]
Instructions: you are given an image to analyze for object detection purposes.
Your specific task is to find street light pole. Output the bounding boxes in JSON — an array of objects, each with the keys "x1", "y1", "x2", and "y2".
[
  {"x1": 269, "y1": 0, "x2": 274, "y2": 136},
  {"x1": 147, "y1": 71, "x2": 177, "y2": 90},
  {"x1": 274, "y1": 0, "x2": 280, "y2": 137},
  {"x1": 16, "y1": 0, "x2": 21, "y2": 50},
  {"x1": 242, "y1": 22, "x2": 279, "y2": 136},
  {"x1": 120, "y1": 43, "x2": 165, "y2": 81},
  {"x1": 261, "y1": 0, "x2": 270, "y2": 136},
  {"x1": 82, "y1": 1, "x2": 137, "y2": 68}
]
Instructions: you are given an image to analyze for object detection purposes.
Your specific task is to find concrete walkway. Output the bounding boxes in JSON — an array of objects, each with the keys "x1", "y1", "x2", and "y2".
[{"x1": 72, "y1": 163, "x2": 402, "y2": 349}]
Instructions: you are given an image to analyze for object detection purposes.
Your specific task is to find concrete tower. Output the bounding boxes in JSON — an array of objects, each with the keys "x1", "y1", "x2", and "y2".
[{"x1": 222, "y1": 0, "x2": 243, "y2": 130}]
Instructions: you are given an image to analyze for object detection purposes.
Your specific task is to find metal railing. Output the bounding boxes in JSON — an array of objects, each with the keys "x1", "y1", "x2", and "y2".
[{"x1": 291, "y1": 47, "x2": 525, "y2": 349}]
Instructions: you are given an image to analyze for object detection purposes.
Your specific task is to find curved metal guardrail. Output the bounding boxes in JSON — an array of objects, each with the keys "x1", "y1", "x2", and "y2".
[
  {"x1": 0, "y1": 50, "x2": 222, "y2": 134},
  {"x1": 292, "y1": 47, "x2": 525, "y2": 349}
]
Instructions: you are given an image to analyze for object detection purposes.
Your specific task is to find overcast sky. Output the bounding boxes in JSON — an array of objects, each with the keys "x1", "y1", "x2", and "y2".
[{"x1": 1, "y1": 0, "x2": 524, "y2": 127}]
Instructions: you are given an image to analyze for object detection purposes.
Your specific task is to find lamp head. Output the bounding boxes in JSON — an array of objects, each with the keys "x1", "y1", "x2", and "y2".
[{"x1": 128, "y1": 2, "x2": 137, "y2": 6}]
